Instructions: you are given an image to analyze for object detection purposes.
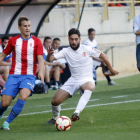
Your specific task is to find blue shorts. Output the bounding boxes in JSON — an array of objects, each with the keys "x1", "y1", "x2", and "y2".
[{"x1": 1, "y1": 75, "x2": 36, "y2": 98}]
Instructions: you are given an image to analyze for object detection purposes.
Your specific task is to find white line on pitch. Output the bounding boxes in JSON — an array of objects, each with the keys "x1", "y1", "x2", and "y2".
[
  {"x1": 8, "y1": 99, "x2": 100, "y2": 109},
  {"x1": 2, "y1": 99, "x2": 140, "y2": 119},
  {"x1": 111, "y1": 95, "x2": 128, "y2": 98}
]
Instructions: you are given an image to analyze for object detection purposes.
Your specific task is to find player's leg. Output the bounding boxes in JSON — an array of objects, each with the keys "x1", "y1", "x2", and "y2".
[
  {"x1": 46, "y1": 89, "x2": 70, "y2": 124},
  {"x1": 0, "y1": 95, "x2": 13, "y2": 120},
  {"x1": 0, "y1": 66, "x2": 9, "y2": 81},
  {"x1": 0, "y1": 75, "x2": 5, "y2": 87},
  {"x1": 136, "y1": 44, "x2": 140, "y2": 72},
  {"x1": 44, "y1": 65, "x2": 52, "y2": 89},
  {"x1": 2, "y1": 75, "x2": 35, "y2": 130},
  {"x1": 3, "y1": 88, "x2": 31, "y2": 129},
  {"x1": 50, "y1": 66, "x2": 60, "y2": 89},
  {"x1": 71, "y1": 81, "x2": 95, "y2": 122},
  {"x1": 100, "y1": 63, "x2": 116, "y2": 85}
]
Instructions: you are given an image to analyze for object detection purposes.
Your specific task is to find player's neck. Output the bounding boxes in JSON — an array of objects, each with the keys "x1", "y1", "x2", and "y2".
[
  {"x1": 89, "y1": 38, "x2": 94, "y2": 42},
  {"x1": 20, "y1": 34, "x2": 31, "y2": 40}
]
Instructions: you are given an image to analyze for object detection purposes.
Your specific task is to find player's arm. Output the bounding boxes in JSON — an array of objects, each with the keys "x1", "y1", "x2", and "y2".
[
  {"x1": 133, "y1": 17, "x2": 140, "y2": 35},
  {"x1": 44, "y1": 61, "x2": 60, "y2": 66},
  {"x1": 38, "y1": 55, "x2": 44, "y2": 83},
  {"x1": 0, "y1": 52, "x2": 11, "y2": 66},
  {"x1": 135, "y1": 30, "x2": 140, "y2": 35},
  {"x1": 99, "y1": 53, "x2": 119, "y2": 76},
  {"x1": 37, "y1": 39, "x2": 45, "y2": 83},
  {"x1": 59, "y1": 64, "x2": 66, "y2": 69},
  {"x1": 47, "y1": 46, "x2": 65, "y2": 62},
  {"x1": 47, "y1": 46, "x2": 56, "y2": 62},
  {"x1": 92, "y1": 56, "x2": 103, "y2": 62}
]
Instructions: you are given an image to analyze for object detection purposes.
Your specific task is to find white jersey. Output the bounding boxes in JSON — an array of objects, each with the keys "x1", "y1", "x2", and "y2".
[
  {"x1": 82, "y1": 38, "x2": 97, "y2": 49},
  {"x1": 0, "y1": 45, "x2": 3, "y2": 53},
  {"x1": 54, "y1": 44, "x2": 101, "y2": 80}
]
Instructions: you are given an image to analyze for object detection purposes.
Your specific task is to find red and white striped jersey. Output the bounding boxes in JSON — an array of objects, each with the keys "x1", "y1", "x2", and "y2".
[{"x1": 3, "y1": 35, "x2": 43, "y2": 76}]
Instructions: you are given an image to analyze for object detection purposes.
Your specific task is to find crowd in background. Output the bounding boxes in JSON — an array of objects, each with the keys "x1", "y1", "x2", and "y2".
[{"x1": 56, "y1": 0, "x2": 140, "y2": 8}]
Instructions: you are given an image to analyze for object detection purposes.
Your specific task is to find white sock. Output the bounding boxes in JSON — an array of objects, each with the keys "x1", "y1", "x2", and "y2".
[
  {"x1": 52, "y1": 105, "x2": 61, "y2": 120},
  {"x1": 74, "y1": 90, "x2": 92, "y2": 115}
]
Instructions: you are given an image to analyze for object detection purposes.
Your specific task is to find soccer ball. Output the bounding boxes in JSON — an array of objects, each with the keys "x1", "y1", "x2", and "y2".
[{"x1": 55, "y1": 116, "x2": 71, "y2": 131}]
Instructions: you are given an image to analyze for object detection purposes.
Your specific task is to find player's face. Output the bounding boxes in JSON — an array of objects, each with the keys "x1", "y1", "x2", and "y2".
[
  {"x1": 18, "y1": 20, "x2": 31, "y2": 37},
  {"x1": 2, "y1": 39, "x2": 9, "y2": 49},
  {"x1": 44, "y1": 39, "x2": 52, "y2": 49},
  {"x1": 52, "y1": 40, "x2": 60, "y2": 50},
  {"x1": 88, "y1": 31, "x2": 95, "y2": 41},
  {"x1": 69, "y1": 34, "x2": 81, "y2": 50}
]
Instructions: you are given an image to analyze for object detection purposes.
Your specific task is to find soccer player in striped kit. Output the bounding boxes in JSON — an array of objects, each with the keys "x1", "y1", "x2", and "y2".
[{"x1": 0, "y1": 16, "x2": 44, "y2": 130}]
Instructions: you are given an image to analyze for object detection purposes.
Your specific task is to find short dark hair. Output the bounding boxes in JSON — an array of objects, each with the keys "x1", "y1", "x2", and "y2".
[
  {"x1": 44, "y1": 36, "x2": 52, "y2": 43},
  {"x1": 88, "y1": 28, "x2": 95, "y2": 34},
  {"x1": 18, "y1": 16, "x2": 30, "y2": 27},
  {"x1": 53, "y1": 38, "x2": 60, "y2": 42},
  {"x1": 68, "y1": 28, "x2": 80, "y2": 37},
  {"x1": 1, "y1": 36, "x2": 9, "y2": 42}
]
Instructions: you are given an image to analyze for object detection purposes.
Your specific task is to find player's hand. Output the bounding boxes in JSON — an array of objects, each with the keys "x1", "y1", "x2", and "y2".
[
  {"x1": 110, "y1": 69, "x2": 119, "y2": 76},
  {"x1": 38, "y1": 72, "x2": 44, "y2": 83},
  {"x1": 47, "y1": 46, "x2": 54, "y2": 55}
]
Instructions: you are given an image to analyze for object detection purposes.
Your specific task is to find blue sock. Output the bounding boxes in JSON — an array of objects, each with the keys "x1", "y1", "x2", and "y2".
[
  {"x1": 6, "y1": 99, "x2": 25, "y2": 124},
  {"x1": 0, "y1": 102, "x2": 8, "y2": 116}
]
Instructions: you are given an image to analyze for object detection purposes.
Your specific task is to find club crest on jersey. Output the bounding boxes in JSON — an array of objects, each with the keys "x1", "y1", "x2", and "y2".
[
  {"x1": 30, "y1": 43, "x2": 32, "y2": 47},
  {"x1": 82, "y1": 52, "x2": 86, "y2": 57}
]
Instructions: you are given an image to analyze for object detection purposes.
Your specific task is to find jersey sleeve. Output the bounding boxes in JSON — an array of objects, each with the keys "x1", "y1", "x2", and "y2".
[
  {"x1": 86, "y1": 46, "x2": 101, "y2": 57},
  {"x1": 54, "y1": 48, "x2": 65, "y2": 60},
  {"x1": 37, "y1": 39, "x2": 43, "y2": 56},
  {"x1": 3, "y1": 39, "x2": 13, "y2": 55}
]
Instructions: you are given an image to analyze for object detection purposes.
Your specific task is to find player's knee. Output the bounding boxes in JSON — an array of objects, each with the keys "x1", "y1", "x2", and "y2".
[
  {"x1": 86, "y1": 83, "x2": 95, "y2": 91},
  {"x1": 19, "y1": 95, "x2": 28, "y2": 101},
  {"x1": 51, "y1": 99, "x2": 60, "y2": 106},
  {"x1": 1, "y1": 101, "x2": 9, "y2": 108}
]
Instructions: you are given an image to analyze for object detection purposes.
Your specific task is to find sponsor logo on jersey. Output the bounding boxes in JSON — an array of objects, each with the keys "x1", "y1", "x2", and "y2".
[
  {"x1": 82, "y1": 52, "x2": 86, "y2": 57},
  {"x1": 30, "y1": 43, "x2": 32, "y2": 47}
]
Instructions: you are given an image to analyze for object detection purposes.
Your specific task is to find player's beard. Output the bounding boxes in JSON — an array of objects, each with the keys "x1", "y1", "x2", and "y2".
[{"x1": 70, "y1": 43, "x2": 80, "y2": 50}]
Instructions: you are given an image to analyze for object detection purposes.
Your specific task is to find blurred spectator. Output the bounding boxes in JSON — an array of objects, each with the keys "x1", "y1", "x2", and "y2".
[
  {"x1": 0, "y1": 36, "x2": 12, "y2": 81},
  {"x1": 92, "y1": 0, "x2": 102, "y2": 7},
  {"x1": 135, "y1": 0, "x2": 140, "y2": 6},
  {"x1": 109, "y1": 0, "x2": 127, "y2": 7},
  {"x1": 120, "y1": 0, "x2": 127, "y2": 6},
  {"x1": 133, "y1": 14, "x2": 140, "y2": 72}
]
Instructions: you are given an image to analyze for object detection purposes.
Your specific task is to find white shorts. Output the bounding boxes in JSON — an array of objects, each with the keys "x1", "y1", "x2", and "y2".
[
  {"x1": 60, "y1": 77, "x2": 94, "y2": 96},
  {"x1": 49, "y1": 66, "x2": 53, "y2": 71},
  {"x1": 93, "y1": 60, "x2": 101, "y2": 70}
]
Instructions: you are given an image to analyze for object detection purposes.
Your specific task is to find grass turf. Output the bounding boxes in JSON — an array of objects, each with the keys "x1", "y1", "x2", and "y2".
[{"x1": 0, "y1": 74, "x2": 140, "y2": 140}]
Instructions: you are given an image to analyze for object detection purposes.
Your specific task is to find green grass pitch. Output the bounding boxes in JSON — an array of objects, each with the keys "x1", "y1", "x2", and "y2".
[{"x1": 0, "y1": 74, "x2": 140, "y2": 140}]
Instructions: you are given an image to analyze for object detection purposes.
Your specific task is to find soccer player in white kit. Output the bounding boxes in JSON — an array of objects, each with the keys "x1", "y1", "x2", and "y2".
[
  {"x1": 83, "y1": 28, "x2": 116, "y2": 85},
  {"x1": 46, "y1": 28, "x2": 119, "y2": 124}
]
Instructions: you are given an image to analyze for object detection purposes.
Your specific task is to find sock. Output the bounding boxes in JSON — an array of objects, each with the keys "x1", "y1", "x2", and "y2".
[
  {"x1": 6, "y1": 99, "x2": 25, "y2": 124},
  {"x1": 105, "y1": 66, "x2": 109, "y2": 71},
  {"x1": 0, "y1": 102, "x2": 8, "y2": 116},
  {"x1": 75, "y1": 90, "x2": 92, "y2": 114},
  {"x1": 46, "y1": 82, "x2": 51, "y2": 88},
  {"x1": 55, "y1": 81, "x2": 59, "y2": 86},
  {"x1": 52, "y1": 105, "x2": 61, "y2": 120},
  {"x1": 105, "y1": 76, "x2": 111, "y2": 83}
]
